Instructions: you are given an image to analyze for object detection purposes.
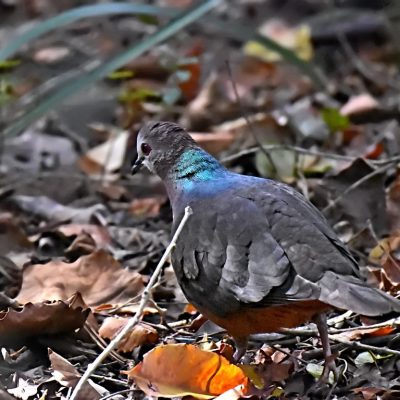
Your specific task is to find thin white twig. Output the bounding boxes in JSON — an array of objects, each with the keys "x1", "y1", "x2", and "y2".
[{"x1": 68, "y1": 206, "x2": 193, "y2": 400}]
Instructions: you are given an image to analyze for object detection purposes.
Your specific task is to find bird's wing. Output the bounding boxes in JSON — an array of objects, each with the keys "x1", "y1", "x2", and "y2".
[
  {"x1": 255, "y1": 179, "x2": 400, "y2": 315},
  {"x1": 172, "y1": 178, "x2": 400, "y2": 317},
  {"x1": 172, "y1": 193, "x2": 320, "y2": 318}
]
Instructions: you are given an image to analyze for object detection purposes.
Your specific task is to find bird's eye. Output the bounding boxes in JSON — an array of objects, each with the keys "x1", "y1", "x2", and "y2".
[{"x1": 141, "y1": 142, "x2": 152, "y2": 156}]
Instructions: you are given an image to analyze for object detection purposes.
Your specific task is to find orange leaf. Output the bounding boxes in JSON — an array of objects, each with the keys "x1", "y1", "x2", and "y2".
[
  {"x1": 126, "y1": 344, "x2": 249, "y2": 399},
  {"x1": 179, "y1": 41, "x2": 203, "y2": 101},
  {"x1": 330, "y1": 325, "x2": 394, "y2": 341}
]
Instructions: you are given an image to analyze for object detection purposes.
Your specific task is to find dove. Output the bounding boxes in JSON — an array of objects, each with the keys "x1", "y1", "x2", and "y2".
[{"x1": 132, "y1": 121, "x2": 400, "y2": 381}]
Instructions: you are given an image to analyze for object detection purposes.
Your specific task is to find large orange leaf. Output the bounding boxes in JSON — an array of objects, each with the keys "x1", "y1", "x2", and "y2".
[
  {"x1": 126, "y1": 344, "x2": 249, "y2": 399},
  {"x1": 17, "y1": 250, "x2": 144, "y2": 306}
]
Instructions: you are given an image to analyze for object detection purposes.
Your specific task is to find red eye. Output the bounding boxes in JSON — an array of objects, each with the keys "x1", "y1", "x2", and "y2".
[{"x1": 141, "y1": 142, "x2": 152, "y2": 156}]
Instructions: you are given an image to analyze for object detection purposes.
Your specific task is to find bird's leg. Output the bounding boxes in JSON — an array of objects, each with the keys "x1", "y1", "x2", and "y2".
[
  {"x1": 313, "y1": 313, "x2": 338, "y2": 383},
  {"x1": 233, "y1": 336, "x2": 248, "y2": 362}
]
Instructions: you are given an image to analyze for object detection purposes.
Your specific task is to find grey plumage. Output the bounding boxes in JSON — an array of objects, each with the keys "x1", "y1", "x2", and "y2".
[{"x1": 133, "y1": 121, "x2": 400, "y2": 335}]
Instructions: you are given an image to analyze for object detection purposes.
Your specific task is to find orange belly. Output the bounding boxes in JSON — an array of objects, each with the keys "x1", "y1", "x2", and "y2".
[{"x1": 196, "y1": 300, "x2": 331, "y2": 337}]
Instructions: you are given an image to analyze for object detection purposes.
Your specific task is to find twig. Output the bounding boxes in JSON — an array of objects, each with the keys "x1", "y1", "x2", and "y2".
[
  {"x1": 68, "y1": 206, "x2": 193, "y2": 400},
  {"x1": 221, "y1": 144, "x2": 400, "y2": 167},
  {"x1": 225, "y1": 60, "x2": 278, "y2": 175},
  {"x1": 327, "y1": 310, "x2": 354, "y2": 327},
  {"x1": 328, "y1": 317, "x2": 400, "y2": 333},
  {"x1": 323, "y1": 163, "x2": 393, "y2": 214},
  {"x1": 329, "y1": 336, "x2": 400, "y2": 357}
]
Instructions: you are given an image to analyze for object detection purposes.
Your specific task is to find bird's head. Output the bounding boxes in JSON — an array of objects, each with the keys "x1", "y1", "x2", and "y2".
[{"x1": 131, "y1": 121, "x2": 197, "y2": 178}]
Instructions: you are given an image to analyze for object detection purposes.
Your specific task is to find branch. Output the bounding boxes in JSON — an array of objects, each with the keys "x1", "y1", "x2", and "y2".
[
  {"x1": 329, "y1": 336, "x2": 400, "y2": 357},
  {"x1": 221, "y1": 144, "x2": 400, "y2": 167},
  {"x1": 68, "y1": 206, "x2": 193, "y2": 400}
]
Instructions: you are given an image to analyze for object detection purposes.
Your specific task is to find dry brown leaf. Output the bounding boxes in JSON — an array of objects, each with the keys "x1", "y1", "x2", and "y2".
[
  {"x1": 49, "y1": 349, "x2": 106, "y2": 400},
  {"x1": 126, "y1": 344, "x2": 249, "y2": 399},
  {"x1": 129, "y1": 197, "x2": 166, "y2": 217},
  {"x1": 17, "y1": 250, "x2": 144, "y2": 306},
  {"x1": 190, "y1": 132, "x2": 235, "y2": 155},
  {"x1": 178, "y1": 41, "x2": 203, "y2": 101},
  {"x1": 65, "y1": 232, "x2": 97, "y2": 257},
  {"x1": 0, "y1": 293, "x2": 88, "y2": 344},
  {"x1": 0, "y1": 213, "x2": 33, "y2": 256},
  {"x1": 99, "y1": 317, "x2": 158, "y2": 352},
  {"x1": 352, "y1": 386, "x2": 385, "y2": 400},
  {"x1": 57, "y1": 224, "x2": 112, "y2": 248},
  {"x1": 79, "y1": 131, "x2": 129, "y2": 176},
  {"x1": 369, "y1": 234, "x2": 400, "y2": 292},
  {"x1": 97, "y1": 183, "x2": 128, "y2": 201}
]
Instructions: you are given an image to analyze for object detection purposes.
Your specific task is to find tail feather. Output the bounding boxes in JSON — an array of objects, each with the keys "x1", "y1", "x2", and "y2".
[{"x1": 319, "y1": 271, "x2": 400, "y2": 316}]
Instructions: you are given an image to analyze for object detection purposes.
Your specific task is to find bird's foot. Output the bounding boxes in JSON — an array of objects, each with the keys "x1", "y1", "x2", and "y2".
[
  {"x1": 232, "y1": 336, "x2": 248, "y2": 363},
  {"x1": 319, "y1": 354, "x2": 338, "y2": 385}
]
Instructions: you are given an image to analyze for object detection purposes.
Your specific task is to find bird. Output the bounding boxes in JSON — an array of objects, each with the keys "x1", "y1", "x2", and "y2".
[{"x1": 132, "y1": 121, "x2": 400, "y2": 381}]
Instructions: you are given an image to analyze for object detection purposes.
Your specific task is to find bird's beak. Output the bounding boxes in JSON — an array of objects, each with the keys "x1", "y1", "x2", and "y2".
[{"x1": 131, "y1": 156, "x2": 144, "y2": 175}]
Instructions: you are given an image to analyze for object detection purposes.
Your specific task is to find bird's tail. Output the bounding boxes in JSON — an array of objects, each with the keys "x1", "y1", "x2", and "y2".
[{"x1": 319, "y1": 271, "x2": 400, "y2": 316}]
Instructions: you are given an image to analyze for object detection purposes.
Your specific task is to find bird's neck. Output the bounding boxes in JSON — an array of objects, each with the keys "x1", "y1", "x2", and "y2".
[{"x1": 165, "y1": 147, "x2": 227, "y2": 196}]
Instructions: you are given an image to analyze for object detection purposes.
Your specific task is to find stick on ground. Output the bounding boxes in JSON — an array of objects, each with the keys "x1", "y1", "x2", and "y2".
[{"x1": 68, "y1": 206, "x2": 193, "y2": 400}]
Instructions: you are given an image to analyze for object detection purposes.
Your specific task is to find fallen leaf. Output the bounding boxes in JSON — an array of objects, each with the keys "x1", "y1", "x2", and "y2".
[
  {"x1": 340, "y1": 94, "x2": 379, "y2": 117},
  {"x1": 33, "y1": 47, "x2": 71, "y2": 64},
  {"x1": 321, "y1": 108, "x2": 350, "y2": 132},
  {"x1": 129, "y1": 197, "x2": 165, "y2": 217},
  {"x1": 0, "y1": 213, "x2": 33, "y2": 256},
  {"x1": 369, "y1": 233, "x2": 400, "y2": 291},
  {"x1": 17, "y1": 250, "x2": 144, "y2": 306},
  {"x1": 244, "y1": 20, "x2": 313, "y2": 62},
  {"x1": 126, "y1": 344, "x2": 249, "y2": 399},
  {"x1": 97, "y1": 183, "x2": 128, "y2": 201},
  {"x1": 0, "y1": 293, "x2": 89, "y2": 344},
  {"x1": 0, "y1": 255, "x2": 22, "y2": 299},
  {"x1": 7, "y1": 378, "x2": 39, "y2": 400},
  {"x1": 190, "y1": 131, "x2": 235, "y2": 155},
  {"x1": 330, "y1": 325, "x2": 395, "y2": 341},
  {"x1": 79, "y1": 130, "x2": 129, "y2": 176},
  {"x1": 57, "y1": 224, "x2": 112, "y2": 248},
  {"x1": 65, "y1": 232, "x2": 97, "y2": 257},
  {"x1": 364, "y1": 142, "x2": 384, "y2": 160},
  {"x1": 49, "y1": 349, "x2": 107, "y2": 400},
  {"x1": 353, "y1": 386, "x2": 385, "y2": 400},
  {"x1": 354, "y1": 352, "x2": 375, "y2": 368},
  {"x1": 177, "y1": 42, "x2": 203, "y2": 101},
  {"x1": 213, "y1": 384, "x2": 249, "y2": 400},
  {"x1": 99, "y1": 318, "x2": 158, "y2": 352},
  {"x1": 306, "y1": 363, "x2": 334, "y2": 384}
]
